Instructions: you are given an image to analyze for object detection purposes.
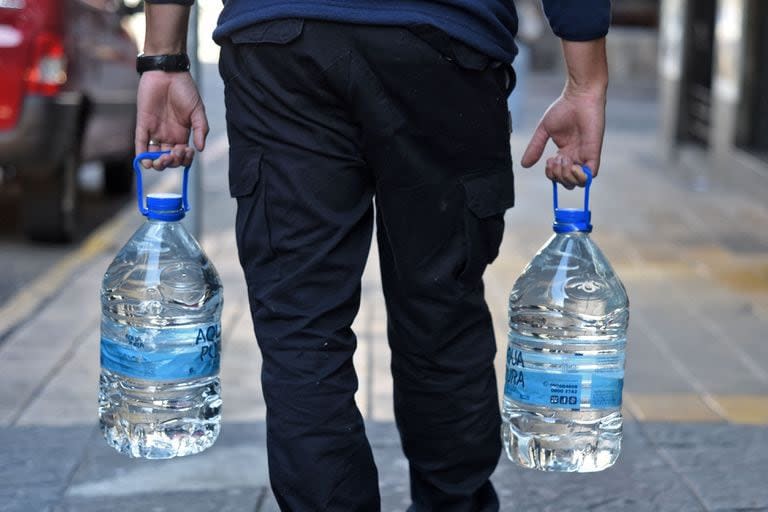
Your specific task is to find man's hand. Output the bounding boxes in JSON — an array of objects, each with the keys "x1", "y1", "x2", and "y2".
[
  {"x1": 135, "y1": 71, "x2": 208, "y2": 170},
  {"x1": 135, "y1": 3, "x2": 206, "y2": 170},
  {"x1": 521, "y1": 38, "x2": 608, "y2": 189}
]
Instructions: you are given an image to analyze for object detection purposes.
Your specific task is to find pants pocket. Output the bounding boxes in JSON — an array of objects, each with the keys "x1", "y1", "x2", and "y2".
[
  {"x1": 229, "y1": 147, "x2": 277, "y2": 279},
  {"x1": 376, "y1": 167, "x2": 513, "y2": 295},
  {"x1": 457, "y1": 169, "x2": 515, "y2": 289}
]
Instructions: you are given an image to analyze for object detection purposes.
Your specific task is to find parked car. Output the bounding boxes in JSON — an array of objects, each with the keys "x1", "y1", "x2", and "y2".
[{"x1": 0, "y1": 0, "x2": 141, "y2": 242}]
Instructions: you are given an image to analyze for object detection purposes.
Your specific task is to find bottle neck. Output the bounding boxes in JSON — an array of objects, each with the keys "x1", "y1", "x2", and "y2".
[
  {"x1": 147, "y1": 218, "x2": 182, "y2": 225},
  {"x1": 553, "y1": 230, "x2": 590, "y2": 240}
]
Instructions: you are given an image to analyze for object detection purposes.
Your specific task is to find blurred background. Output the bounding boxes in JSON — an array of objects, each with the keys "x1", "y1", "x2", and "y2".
[{"x1": 1, "y1": 1, "x2": 767, "y2": 510}]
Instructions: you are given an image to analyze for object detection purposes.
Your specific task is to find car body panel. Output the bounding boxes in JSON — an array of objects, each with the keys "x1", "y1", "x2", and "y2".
[{"x1": 0, "y1": 0, "x2": 137, "y2": 173}]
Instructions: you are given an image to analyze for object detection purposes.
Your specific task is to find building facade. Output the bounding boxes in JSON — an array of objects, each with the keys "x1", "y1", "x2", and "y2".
[{"x1": 659, "y1": 0, "x2": 767, "y2": 186}]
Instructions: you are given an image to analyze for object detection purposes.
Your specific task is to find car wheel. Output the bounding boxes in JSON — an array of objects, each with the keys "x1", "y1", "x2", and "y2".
[
  {"x1": 103, "y1": 157, "x2": 134, "y2": 196},
  {"x1": 21, "y1": 151, "x2": 79, "y2": 243}
]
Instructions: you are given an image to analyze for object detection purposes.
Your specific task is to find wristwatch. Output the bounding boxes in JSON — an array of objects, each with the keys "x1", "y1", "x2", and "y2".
[{"x1": 136, "y1": 53, "x2": 191, "y2": 75}]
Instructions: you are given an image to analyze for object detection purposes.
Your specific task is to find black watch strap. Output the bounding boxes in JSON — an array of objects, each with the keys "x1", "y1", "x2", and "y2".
[{"x1": 136, "y1": 53, "x2": 191, "y2": 75}]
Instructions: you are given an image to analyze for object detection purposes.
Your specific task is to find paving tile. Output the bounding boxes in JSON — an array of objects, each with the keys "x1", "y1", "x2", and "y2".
[
  {"x1": 15, "y1": 331, "x2": 99, "y2": 427},
  {"x1": 491, "y1": 421, "x2": 705, "y2": 512},
  {"x1": 0, "y1": 425, "x2": 95, "y2": 511},
  {"x1": 0, "y1": 484, "x2": 61, "y2": 512},
  {"x1": 0, "y1": 319, "x2": 97, "y2": 426},
  {"x1": 53, "y1": 488, "x2": 263, "y2": 512},
  {"x1": 625, "y1": 393, "x2": 725, "y2": 423},
  {"x1": 683, "y1": 292, "x2": 768, "y2": 370},
  {"x1": 370, "y1": 421, "x2": 706, "y2": 512},
  {"x1": 0, "y1": 425, "x2": 94, "y2": 488},
  {"x1": 64, "y1": 422, "x2": 269, "y2": 499},
  {"x1": 709, "y1": 394, "x2": 768, "y2": 425},
  {"x1": 641, "y1": 423, "x2": 768, "y2": 511},
  {"x1": 623, "y1": 319, "x2": 701, "y2": 394},
  {"x1": 632, "y1": 305, "x2": 767, "y2": 395}
]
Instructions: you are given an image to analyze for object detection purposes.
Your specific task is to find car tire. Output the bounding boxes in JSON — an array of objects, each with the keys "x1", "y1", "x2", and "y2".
[
  {"x1": 21, "y1": 150, "x2": 79, "y2": 243},
  {"x1": 103, "y1": 157, "x2": 134, "y2": 196}
]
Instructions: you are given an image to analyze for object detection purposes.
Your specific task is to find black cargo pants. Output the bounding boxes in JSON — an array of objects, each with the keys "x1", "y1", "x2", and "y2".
[{"x1": 219, "y1": 19, "x2": 515, "y2": 512}]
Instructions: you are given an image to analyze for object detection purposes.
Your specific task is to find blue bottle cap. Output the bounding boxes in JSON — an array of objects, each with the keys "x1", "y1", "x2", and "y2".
[
  {"x1": 552, "y1": 166, "x2": 593, "y2": 233},
  {"x1": 146, "y1": 193, "x2": 185, "y2": 221},
  {"x1": 554, "y1": 208, "x2": 592, "y2": 233}
]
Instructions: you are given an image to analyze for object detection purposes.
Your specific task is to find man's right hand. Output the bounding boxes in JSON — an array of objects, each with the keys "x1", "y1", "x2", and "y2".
[
  {"x1": 520, "y1": 86, "x2": 606, "y2": 189},
  {"x1": 136, "y1": 3, "x2": 206, "y2": 170},
  {"x1": 520, "y1": 38, "x2": 608, "y2": 189},
  {"x1": 135, "y1": 70, "x2": 209, "y2": 170}
]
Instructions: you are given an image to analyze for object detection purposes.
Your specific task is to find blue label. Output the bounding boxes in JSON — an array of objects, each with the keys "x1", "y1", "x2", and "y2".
[
  {"x1": 505, "y1": 366, "x2": 583, "y2": 410},
  {"x1": 101, "y1": 323, "x2": 221, "y2": 381},
  {"x1": 504, "y1": 343, "x2": 623, "y2": 411},
  {"x1": 590, "y1": 373, "x2": 623, "y2": 408}
]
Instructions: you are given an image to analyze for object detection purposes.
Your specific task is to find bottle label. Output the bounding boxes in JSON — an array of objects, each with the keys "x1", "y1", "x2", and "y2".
[
  {"x1": 101, "y1": 323, "x2": 221, "y2": 381},
  {"x1": 590, "y1": 373, "x2": 624, "y2": 409},
  {"x1": 504, "y1": 344, "x2": 623, "y2": 410}
]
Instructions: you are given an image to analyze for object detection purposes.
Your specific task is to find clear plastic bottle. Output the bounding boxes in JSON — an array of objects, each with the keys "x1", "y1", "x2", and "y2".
[
  {"x1": 99, "y1": 155, "x2": 223, "y2": 459},
  {"x1": 502, "y1": 168, "x2": 628, "y2": 472}
]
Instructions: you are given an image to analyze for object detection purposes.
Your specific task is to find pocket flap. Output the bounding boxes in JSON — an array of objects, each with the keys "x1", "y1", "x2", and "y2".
[
  {"x1": 230, "y1": 19, "x2": 304, "y2": 45},
  {"x1": 228, "y1": 148, "x2": 262, "y2": 198},
  {"x1": 461, "y1": 169, "x2": 515, "y2": 218}
]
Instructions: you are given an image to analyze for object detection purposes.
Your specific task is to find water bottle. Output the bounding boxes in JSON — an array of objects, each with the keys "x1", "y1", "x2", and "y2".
[
  {"x1": 501, "y1": 167, "x2": 628, "y2": 472},
  {"x1": 99, "y1": 152, "x2": 223, "y2": 459}
]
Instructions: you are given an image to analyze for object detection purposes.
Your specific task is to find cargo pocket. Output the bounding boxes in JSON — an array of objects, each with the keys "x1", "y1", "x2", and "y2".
[
  {"x1": 229, "y1": 147, "x2": 275, "y2": 277},
  {"x1": 457, "y1": 169, "x2": 515, "y2": 289}
]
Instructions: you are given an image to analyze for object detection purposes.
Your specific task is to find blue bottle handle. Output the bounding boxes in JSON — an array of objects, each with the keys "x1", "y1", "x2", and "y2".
[
  {"x1": 552, "y1": 165, "x2": 593, "y2": 213},
  {"x1": 133, "y1": 151, "x2": 191, "y2": 216}
]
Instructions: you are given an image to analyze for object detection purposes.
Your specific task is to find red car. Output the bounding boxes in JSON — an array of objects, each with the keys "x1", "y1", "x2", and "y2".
[{"x1": 0, "y1": 0, "x2": 140, "y2": 242}]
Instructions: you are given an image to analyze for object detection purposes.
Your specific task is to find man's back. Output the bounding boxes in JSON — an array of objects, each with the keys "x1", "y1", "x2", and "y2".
[{"x1": 213, "y1": 0, "x2": 609, "y2": 62}]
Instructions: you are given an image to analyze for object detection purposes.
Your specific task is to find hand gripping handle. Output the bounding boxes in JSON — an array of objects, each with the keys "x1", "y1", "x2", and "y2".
[
  {"x1": 132, "y1": 151, "x2": 191, "y2": 216},
  {"x1": 552, "y1": 165, "x2": 593, "y2": 214}
]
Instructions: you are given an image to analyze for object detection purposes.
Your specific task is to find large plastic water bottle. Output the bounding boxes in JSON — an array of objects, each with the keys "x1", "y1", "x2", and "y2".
[
  {"x1": 99, "y1": 152, "x2": 223, "y2": 459},
  {"x1": 502, "y1": 167, "x2": 628, "y2": 472}
]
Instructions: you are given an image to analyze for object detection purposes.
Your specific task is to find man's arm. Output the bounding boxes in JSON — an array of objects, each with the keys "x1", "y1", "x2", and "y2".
[
  {"x1": 136, "y1": 2, "x2": 208, "y2": 170},
  {"x1": 521, "y1": 38, "x2": 608, "y2": 188},
  {"x1": 521, "y1": 0, "x2": 610, "y2": 188},
  {"x1": 144, "y1": 3, "x2": 189, "y2": 54}
]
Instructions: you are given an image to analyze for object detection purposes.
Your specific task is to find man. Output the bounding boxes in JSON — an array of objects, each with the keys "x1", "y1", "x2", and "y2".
[{"x1": 136, "y1": 1, "x2": 609, "y2": 510}]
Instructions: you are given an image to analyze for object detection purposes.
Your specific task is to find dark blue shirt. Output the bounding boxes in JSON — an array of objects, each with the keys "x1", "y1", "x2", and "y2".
[{"x1": 148, "y1": 0, "x2": 611, "y2": 63}]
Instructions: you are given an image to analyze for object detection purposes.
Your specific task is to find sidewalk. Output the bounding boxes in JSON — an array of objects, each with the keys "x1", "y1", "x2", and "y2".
[{"x1": 1, "y1": 66, "x2": 767, "y2": 512}]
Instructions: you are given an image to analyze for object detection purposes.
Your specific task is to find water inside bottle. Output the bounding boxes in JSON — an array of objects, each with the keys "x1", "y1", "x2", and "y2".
[
  {"x1": 99, "y1": 221, "x2": 223, "y2": 459},
  {"x1": 502, "y1": 232, "x2": 628, "y2": 472}
]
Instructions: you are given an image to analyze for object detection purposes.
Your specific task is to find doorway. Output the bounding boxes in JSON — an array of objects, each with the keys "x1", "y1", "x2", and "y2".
[
  {"x1": 739, "y1": 0, "x2": 768, "y2": 161},
  {"x1": 680, "y1": 0, "x2": 717, "y2": 147}
]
